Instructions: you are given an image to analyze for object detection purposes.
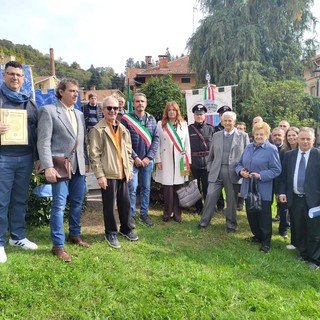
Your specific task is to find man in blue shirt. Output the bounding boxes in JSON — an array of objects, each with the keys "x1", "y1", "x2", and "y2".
[{"x1": 121, "y1": 93, "x2": 159, "y2": 227}]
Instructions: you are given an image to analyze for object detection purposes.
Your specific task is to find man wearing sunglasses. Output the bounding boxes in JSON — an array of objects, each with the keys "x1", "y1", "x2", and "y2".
[
  {"x1": 0, "y1": 61, "x2": 39, "y2": 263},
  {"x1": 89, "y1": 96, "x2": 138, "y2": 249}
]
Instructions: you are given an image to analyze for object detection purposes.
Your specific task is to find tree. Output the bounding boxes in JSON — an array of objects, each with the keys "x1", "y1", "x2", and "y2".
[
  {"x1": 240, "y1": 80, "x2": 320, "y2": 129},
  {"x1": 125, "y1": 57, "x2": 135, "y2": 69},
  {"x1": 165, "y1": 47, "x2": 172, "y2": 61},
  {"x1": 140, "y1": 75, "x2": 185, "y2": 121},
  {"x1": 187, "y1": 0, "x2": 317, "y2": 103},
  {"x1": 111, "y1": 73, "x2": 125, "y2": 90}
]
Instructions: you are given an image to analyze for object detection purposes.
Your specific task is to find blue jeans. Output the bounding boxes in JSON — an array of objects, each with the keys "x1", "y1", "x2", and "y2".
[
  {"x1": 0, "y1": 154, "x2": 34, "y2": 246},
  {"x1": 128, "y1": 160, "x2": 154, "y2": 217},
  {"x1": 50, "y1": 172, "x2": 86, "y2": 247}
]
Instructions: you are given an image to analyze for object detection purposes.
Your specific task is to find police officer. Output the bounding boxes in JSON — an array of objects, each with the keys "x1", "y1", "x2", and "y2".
[{"x1": 188, "y1": 104, "x2": 215, "y2": 214}]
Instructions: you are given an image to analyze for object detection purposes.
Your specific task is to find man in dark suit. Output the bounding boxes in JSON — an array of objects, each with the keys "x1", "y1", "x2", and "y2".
[{"x1": 279, "y1": 127, "x2": 320, "y2": 270}]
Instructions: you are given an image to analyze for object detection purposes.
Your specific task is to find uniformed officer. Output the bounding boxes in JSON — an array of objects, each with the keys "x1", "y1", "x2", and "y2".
[{"x1": 188, "y1": 104, "x2": 215, "y2": 214}]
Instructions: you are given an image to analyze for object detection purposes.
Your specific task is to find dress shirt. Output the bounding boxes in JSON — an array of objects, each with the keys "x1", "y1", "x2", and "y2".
[{"x1": 293, "y1": 148, "x2": 310, "y2": 194}]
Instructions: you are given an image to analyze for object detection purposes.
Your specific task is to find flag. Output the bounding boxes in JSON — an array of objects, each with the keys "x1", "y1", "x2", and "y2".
[
  {"x1": 126, "y1": 79, "x2": 133, "y2": 112},
  {"x1": 204, "y1": 84, "x2": 216, "y2": 101}
]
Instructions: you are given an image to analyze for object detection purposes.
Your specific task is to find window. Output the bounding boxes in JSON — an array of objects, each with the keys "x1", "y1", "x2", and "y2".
[{"x1": 181, "y1": 77, "x2": 191, "y2": 83}]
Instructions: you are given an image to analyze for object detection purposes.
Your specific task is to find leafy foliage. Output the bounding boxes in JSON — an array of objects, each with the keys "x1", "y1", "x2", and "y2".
[
  {"x1": 188, "y1": 0, "x2": 318, "y2": 103},
  {"x1": 139, "y1": 75, "x2": 185, "y2": 120},
  {"x1": 240, "y1": 80, "x2": 320, "y2": 129}
]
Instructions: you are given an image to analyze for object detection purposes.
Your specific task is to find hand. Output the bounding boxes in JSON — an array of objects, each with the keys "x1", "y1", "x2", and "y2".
[
  {"x1": 97, "y1": 176, "x2": 108, "y2": 190},
  {"x1": 45, "y1": 167, "x2": 61, "y2": 183},
  {"x1": 85, "y1": 164, "x2": 90, "y2": 173},
  {"x1": 141, "y1": 157, "x2": 150, "y2": 167},
  {"x1": 279, "y1": 195, "x2": 287, "y2": 203},
  {"x1": 250, "y1": 172, "x2": 261, "y2": 180},
  {"x1": 0, "y1": 122, "x2": 10, "y2": 135},
  {"x1": 134, "y1": 157, "x2": 143, "y2": 167},
  {"x1": 240, "y1": 168, "x2": 250, "y2": 178},
  {"x1": 129, "y1": 172, "x2": 133, "y2": 181},
  {"x1": 156, "y1": 162, "x2": 162, "y2": 170}
]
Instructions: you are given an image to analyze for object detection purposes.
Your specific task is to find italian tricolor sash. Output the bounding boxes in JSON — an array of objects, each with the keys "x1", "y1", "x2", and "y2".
[
  {"x1": 122, "y1": 114, "x2": 152, "y2": 148},
  {"x1": 164, "y1": 122, "x2": 190, "y2": 176}
]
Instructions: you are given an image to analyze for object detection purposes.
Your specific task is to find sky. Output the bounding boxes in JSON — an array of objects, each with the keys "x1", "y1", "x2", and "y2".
[{"x1": 0, "y1": 0, "x2": 319, "y2": 75}]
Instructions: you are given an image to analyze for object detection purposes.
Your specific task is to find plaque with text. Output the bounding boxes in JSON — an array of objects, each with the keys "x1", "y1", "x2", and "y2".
[{"x1": 0, "y1": 108, "x2": 28, "y2": 145}]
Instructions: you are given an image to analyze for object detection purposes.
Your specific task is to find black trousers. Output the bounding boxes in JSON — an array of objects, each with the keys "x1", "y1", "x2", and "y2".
[
  {"x1": 101, "y1": 179, "x2": 131, "y2": 235},
  {"x1": 191, "y1": 168, "x2": 208, "y2": 212},
  {"x1": 246, "y1": 200, "x2": 272, "y2": 247},
  {"x1": 163, "y1": 184, "x2": 183, "y2": 221},
  {"x1": 290, "y1": 195, "x2": 320, "y2": 262}
]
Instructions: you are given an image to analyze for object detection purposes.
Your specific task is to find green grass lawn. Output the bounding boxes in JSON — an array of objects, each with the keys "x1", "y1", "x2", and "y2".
[{"x1": 1, "y1": 206, "x2": 319, "y2": 320}]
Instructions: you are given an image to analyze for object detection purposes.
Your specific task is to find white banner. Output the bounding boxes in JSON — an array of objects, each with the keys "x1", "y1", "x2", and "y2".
[{"x1": 185, "y1": 86, "x2": 232, "y2": 125}]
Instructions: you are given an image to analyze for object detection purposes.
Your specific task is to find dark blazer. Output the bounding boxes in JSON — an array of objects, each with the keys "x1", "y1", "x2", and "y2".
[{"x1": 279, "y1": 148, "x2": 320, "y2": 208}]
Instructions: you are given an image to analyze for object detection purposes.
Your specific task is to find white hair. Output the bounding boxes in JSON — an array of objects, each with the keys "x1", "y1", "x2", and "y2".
[{"x1": 221, "y1": 111, "x2": 236, "y2": 121}]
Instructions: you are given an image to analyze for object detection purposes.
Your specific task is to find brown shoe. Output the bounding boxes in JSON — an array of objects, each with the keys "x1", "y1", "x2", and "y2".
[
  {"x1": 67, "y1": 235, "x2": 91, "y2": 248},
  {"x1": 52, "y1": 247, "x2": 71, "y2": 263}
]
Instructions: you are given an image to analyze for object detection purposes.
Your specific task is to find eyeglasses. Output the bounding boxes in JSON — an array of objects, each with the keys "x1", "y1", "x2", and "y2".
[
  {"x1": 5, "y1": 72, "x2": 24, "y2": 78},
  {"x1": 104, "y1": 106, "x2": 119, "y2": 111}
]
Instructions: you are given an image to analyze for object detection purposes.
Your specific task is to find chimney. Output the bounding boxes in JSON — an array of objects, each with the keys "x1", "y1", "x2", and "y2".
[
  {"x1": 50, "y1": 48, "x2": 56, "y2": 76},
  {"x1": 158, "y1": 55, "x2": 168, "y2": 69},
  {"x1": 145, "y1": 55, "x2": 153, "y2": 69}
]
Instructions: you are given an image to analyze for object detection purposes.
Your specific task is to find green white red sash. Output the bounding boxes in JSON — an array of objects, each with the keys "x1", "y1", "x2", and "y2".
[
  {"x1": 165, "y1": 122, "x2": 190, "y2": 176},
  {"x1": 122, "y1": 114, "x2": 152, "y2": 148}
]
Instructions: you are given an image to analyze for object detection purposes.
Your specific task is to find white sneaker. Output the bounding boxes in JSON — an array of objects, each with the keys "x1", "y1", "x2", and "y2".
[
  {"x1": 9, "y1": 238, "x2": 38, "y2": 250},
  {"x1": 0, "y1": 247, "x2": 7, "y2": 263},
  {"x1": 286, "y1": 244, "x2": 296, "y2": 250}
]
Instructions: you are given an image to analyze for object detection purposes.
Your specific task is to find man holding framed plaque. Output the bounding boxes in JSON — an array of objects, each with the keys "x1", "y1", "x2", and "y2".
[{"x1": 0, "y1": 61, "x2": 39, "y2": 263}]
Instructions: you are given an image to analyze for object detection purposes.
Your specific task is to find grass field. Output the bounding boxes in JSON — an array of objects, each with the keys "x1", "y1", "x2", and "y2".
[{"x1": 1, "y1": 204, "x2": 319, "y2": 319}]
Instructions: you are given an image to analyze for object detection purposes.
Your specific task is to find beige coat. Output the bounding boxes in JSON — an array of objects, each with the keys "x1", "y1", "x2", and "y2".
[
  {"x1": 89, "y1": 119, "x2": 133, "y2": 180},
  {"x1": 154, "y1": 120, "x2": 191, "y2": 185}
]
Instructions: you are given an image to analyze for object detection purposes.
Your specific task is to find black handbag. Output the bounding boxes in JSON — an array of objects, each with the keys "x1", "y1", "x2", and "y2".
[{"x1": 246, "y1": 176, "x2": 262, "y2": 213}]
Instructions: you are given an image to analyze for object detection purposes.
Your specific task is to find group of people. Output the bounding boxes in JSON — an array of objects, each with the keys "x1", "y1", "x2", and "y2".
[{"x1": 1, "y1": 60, "x2": 320, "y2": 270}]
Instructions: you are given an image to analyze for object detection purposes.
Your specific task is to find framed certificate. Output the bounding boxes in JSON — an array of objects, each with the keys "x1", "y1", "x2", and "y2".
[{"x1": 0, "y1": 108, "x2": 28, "y2": 145}]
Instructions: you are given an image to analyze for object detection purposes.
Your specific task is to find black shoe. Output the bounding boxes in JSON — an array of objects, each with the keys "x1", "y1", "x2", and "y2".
[
  {"x1": 245, "y1": 236, "x2": 260, "y2": 243},
  {"x1": 119, "y1": 231, "x2": 139, "y2": 241},
  {"x1": 259, "y1": 245, "x2": 270, "y2": 253},
  {"x1": 162, "y1": 216, "x2": 170, "y2": 222},
  {"x1": 140, "y1": 214, "x2": 153, "y2": 227},
  {"x1": 279, "y1": 232, "x2": 288, "y2": 239}
]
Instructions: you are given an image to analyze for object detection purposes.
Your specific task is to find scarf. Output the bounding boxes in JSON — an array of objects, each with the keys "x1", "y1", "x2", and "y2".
[{"x1": 1, "y1": 83, "x2": 30, "y2": 104}]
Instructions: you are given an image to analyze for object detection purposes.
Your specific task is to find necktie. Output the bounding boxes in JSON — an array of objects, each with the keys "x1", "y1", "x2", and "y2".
[
  {"x1": 226, "y1": 133, "x2": 230, "y2": 137},
  {"x1": 297, "y1": 152, "x2": 306, "y2": 193}
]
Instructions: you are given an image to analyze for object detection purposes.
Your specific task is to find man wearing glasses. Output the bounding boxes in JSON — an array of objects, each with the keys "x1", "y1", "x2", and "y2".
[
  {"x1": 121, "y1": 93, "x2": 159, "y2": 227},
  {"x1": 89, "y1": 96, "x2": 138, "y2": 249},
  {"x1": 0, "y1": 61, "x2": 39, "y2": 263}
]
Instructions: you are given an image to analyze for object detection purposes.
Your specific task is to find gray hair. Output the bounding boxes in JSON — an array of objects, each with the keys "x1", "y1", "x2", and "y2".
[
  {"x1": 102, "y1": 96, "x2": 119, "y2": 107},
  {"x1": 299, "y1": 127, "x2": 315, "y2": 137},
  {"x1": 221, "y1": 111, "x2": 236, "y2": 121}
]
